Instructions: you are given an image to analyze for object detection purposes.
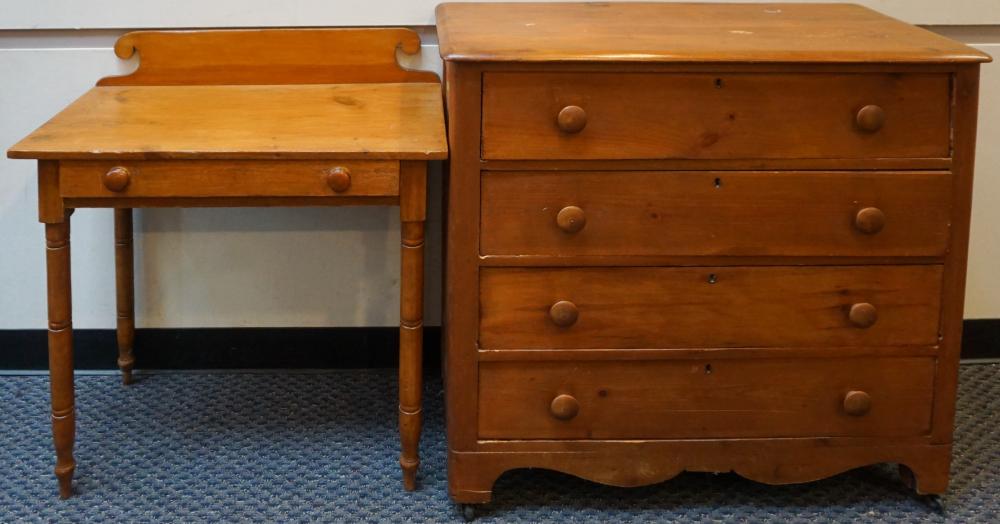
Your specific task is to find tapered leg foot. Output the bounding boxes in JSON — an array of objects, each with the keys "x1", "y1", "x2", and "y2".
[
  {"x1": 55, "y1": 462, "x2": 74, "y2": 499},
  {"x1": 401, "y1": 456, "x2": 419, "y2": 491},
  {"x1": 399, "y1": 401, "x2": 422, "y2": 491},
  {"x1": 114, "y1": 209, "x2": 135, "y2": 386},
  {"x1": 118, "y1": 361, "x2": 134, "y2": 386}
]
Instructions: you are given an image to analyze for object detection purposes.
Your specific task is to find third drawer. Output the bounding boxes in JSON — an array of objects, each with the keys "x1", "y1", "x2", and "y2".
[
  {"x1": 481, "y1": 170, "x2": 952, "y2": 257},
  {"x1": 479, "y1": 265, "x2": 943, "y2": 349}
]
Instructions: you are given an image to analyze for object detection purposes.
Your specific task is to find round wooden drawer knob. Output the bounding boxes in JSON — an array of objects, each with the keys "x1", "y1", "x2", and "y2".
[
  {"x1": 849, "y1": 302, "x2": 878, "y2": 328},
  {"x1": 549, "y1": 300, "x2": 579, "y2": 327},
  {"x1": 556, "y1": 206, "x2": 587, "y2": 234},
  {"x1": 855, "y1": 207, "x2": 886, "y2": 235},
  {"x1": 856, "y1": 105, "x2": 886, "y2": 132},
  {"x1": 843, "y1": 390, "x2": 872, "y2": 416},
  {"x1": 550, "y1": 394, "x2": 580, "y2": 421},
  {"x1": 102, "y1": 166, "x2": 131, "y2": 192},
  {"x1": 323, "y1": 166, "x2": 352, "y2": 193},
  {"x1": 557, "y1": 105, "x2": 587, "y2": 133}
]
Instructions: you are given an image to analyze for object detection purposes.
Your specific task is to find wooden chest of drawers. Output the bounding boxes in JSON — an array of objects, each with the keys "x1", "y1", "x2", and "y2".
[{"x1": 436, "y1": 2, "x2": 991, "y2": 510}]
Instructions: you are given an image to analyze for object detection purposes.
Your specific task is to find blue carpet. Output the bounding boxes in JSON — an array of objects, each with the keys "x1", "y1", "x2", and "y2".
[{"x1": 1, "y1": 364, "x2": 997, "y2": 522}]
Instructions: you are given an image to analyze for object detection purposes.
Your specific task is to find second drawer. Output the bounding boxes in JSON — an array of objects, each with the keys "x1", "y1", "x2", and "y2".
[
  {"x1": 481, "y1": 170, "x2": 952, "y2": 257},
  {"x1": 479, "y1": 265, "x2": 943, "y2": 349}
]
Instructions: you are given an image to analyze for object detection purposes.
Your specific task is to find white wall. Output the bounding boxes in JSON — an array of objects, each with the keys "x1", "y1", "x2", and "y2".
[{"x1": 0, "y1": 2, "x2": 998, "y2": 331}]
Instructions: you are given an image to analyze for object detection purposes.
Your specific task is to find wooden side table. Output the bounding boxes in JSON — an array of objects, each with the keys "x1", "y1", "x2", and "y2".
[{"x1": 7, "y1": 28, "x2": 447, "y2": 498}]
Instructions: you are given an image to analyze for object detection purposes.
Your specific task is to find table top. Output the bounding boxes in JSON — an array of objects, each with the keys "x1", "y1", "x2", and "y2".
[
  {"x1": 436, "y1": 2, "x2": 992, "y2": 64},
  {"x1": 8, "y1": 82, "x2": 448, "y2": 161}
]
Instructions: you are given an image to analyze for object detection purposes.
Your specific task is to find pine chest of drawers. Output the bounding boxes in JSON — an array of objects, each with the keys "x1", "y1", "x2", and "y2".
[{"x1": 436, "y1": 2, "x2": 991, "y2": 508}]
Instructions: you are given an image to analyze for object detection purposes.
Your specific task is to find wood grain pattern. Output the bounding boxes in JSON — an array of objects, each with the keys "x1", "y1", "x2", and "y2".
[
  {"x1": 482, "y1": 72, "x2": 951, "y2": 160},
  {"x1": 482, "y1": 170, "x2": 952, "y2": 257},
  {"x1": 7, "y1": 84, "x2": 447, "y2": 161},
  {"x1": 59, "y1": 160, "x2": 400, "y2": 198},
  {"x1": 478, "y1": 357, "x2": 935, "y2": 439},
  {"x1": 437, "y1": 2, "x2": 991, "y2": 64},
  {"x1": 479, "y1": 266, "x2": 942, "y2": 350},
  {"x1": 98, "y1": 28, "x2": 438, "y2": 86}
]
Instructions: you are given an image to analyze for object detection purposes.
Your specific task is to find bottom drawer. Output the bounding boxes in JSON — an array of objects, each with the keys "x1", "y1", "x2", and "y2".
[{"x1": 478, "y1": 357, "x2": 935, "y2": 440}]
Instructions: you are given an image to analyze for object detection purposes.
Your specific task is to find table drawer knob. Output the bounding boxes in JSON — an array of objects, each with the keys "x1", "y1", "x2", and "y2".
[
  {"x1": 323, "y1": 166, "x2": 352, "y2": 193},
  {"x1": 557, "y1": 105, "x2": 587, "y2": 133},
  {"x1": 550, "y1": 394, "x2": 580, "y2": 420},
  {"x1": 556, "y1": 206, "x2": 587, "y2": 233},
  {"x1": 843, "y1": 390, "x2": 872, "y2": 416},
  {"x1": 856, "y1": 104, "x2": 886, "y2": 132},
  {"x1": 854, "y1": 207, "x2": 886, "y2": 234},
  {"x1": 848, "y1": 302, "x2": 878, "y2": 328},
  {"x1": 549, "y1": 300, "x2": 579, "y2": 327},
  {"x1": 102, "y1": 166, "x2": 131, "y2": 192}
]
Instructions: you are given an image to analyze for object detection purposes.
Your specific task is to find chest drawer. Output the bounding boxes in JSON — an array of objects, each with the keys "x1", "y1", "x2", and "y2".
[
  {"x1": 478, "y1": 357, "x2": 935, "y2": 439},
  {"x1": 482, "y1": 72, "x2": 950, "y2": 161},
  {"x1": 59, "y1": 159, "x2": 399, "y2": 199},
  {"x1": 480, "y1": 265, "x2": 942, "y2": 350},
  {"x1": 482, "y1": 170, "x2": 951, "y2": 257}
]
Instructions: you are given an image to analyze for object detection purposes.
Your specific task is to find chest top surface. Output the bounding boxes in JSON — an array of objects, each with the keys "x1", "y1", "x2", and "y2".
[{"x1": 436, "y1": 2, "x2": 992, "y2": 64}]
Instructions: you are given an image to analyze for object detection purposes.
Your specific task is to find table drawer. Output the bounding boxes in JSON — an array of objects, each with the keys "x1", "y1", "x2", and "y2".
[
  {"x1": 482, "y1": 72, "x2": 950, "y2": 161},
  {"x1": 478, "y1": 357, "x2": 935, "y2": 439},
  {"x1": 479, "y1": 265, "x2": 942, "y2": 349},
  {"x1": 482, "y1": 170, "x2": 951, "y2": 257},
  {"x1": 59, "y1": 160, "x2": 399, "y2": 199}
]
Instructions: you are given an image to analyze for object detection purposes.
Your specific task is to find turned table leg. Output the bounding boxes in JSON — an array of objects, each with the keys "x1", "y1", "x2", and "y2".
[
  {"x1": 399, "y1": 161, "x2": 426, "y2": 491},
  {"x1": 45, "y1": 213, "x2": 76, "y2": 499},
  {"x1": 114, "y1": 209, "x2": 136, "y2": 385}
]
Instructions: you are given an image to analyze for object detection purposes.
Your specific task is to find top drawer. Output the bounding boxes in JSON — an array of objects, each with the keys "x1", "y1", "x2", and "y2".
[{"x1": 482, "y1": 72, "x2": 951, "y2": 161}]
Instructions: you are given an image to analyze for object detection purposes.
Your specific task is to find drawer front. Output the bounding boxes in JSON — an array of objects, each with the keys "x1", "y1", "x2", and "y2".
[
  {"x1": 479, "y1": 266, "x2": 942, "y2": 349},
  {"x1": 482, "y1": 72, "x2": 950, "y2": 160},
  {"x1": 481, "y1": 171, "x2": 952, "y2": 257},
  {"x1": 59, "y1": 160, "x2": 399, "y2": 198},
  {"x1": 478, "y1": 357, "x2": 935, "y2": 439}
]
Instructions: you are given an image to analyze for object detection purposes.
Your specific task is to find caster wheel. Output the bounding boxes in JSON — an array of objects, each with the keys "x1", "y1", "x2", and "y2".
[
  {"x1": 922, "y1": 495, "x2": 945, "y2": 514},
  {"x1": 458, "y1": 503, "x2": 477, "y2": 522}
]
